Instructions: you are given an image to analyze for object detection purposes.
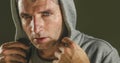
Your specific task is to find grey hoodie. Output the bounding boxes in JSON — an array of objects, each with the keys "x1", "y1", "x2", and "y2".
[{"x1": 10, "y1": 0, "x2": 120, "y2": 63}]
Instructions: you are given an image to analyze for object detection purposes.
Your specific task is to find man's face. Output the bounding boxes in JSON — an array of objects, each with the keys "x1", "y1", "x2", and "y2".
[{"x1": 18, "y1": 0, "x2": 62, "y2": 50}]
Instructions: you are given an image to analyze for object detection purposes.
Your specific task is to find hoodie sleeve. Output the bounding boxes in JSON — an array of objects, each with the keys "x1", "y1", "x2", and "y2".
[
  {"x1": 102, "y1": 48, "x2": 120, "y2": 63},
  {"x1": 81, "y1": 35, "x2": 120, "y2": 63},
  {"x1": 88, "y1": 41, "x2": 120, "y2": 63}
]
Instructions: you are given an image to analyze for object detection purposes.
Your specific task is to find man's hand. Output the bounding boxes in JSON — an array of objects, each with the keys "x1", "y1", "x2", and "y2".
[
  {"x1": 0, "y1": 41, "x2": 30, "y2": 63},
  {"x1": 53, "y1": 37, "x2": 90, "y2": 63}
]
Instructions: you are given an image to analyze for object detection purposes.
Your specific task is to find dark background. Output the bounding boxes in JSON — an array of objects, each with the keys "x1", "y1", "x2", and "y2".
[{"x1": 0, "y1": 0, "x2": 120, "y2": 55}]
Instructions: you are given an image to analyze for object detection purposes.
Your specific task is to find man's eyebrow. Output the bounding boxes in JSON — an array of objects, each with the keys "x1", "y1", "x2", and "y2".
[
  {"x1": 38, "y1": 9, "x2": 52, "y2": 13},
  {"x1": 20, "y1": 13, "x2": 32, "y2": 17}
]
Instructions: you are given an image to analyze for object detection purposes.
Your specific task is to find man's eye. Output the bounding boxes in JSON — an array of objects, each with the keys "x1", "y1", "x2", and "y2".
[
  {"x1": 21, "y1": 14, "x2": 32, "y2": 20},
  {"x1": 42, "y1": 12, "x2": 51, "y2": 17}
]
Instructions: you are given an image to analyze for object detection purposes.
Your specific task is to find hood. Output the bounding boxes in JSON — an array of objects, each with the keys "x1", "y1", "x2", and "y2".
[{"x1": 10, "y1": 0, "x2": 82, "y2": 44}]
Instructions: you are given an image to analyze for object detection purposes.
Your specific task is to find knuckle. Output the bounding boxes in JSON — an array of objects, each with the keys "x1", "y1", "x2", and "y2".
[
  {"x1": 53, "y1": 60, "x2": 59, "y2": 63},
  {"x1": 0, "y1": 42, "x2": 29, "y2": 63},
  {"x1": 58, "y1": 47, "x2": 64, "y2": 54},
  {"x1": 5, "y1": 55, "x2": 27, "y2": 63},
  {"x1": 2, "y1": 47, "x2": 27, "y2": 58},
  {"x1": 1, "y1": 41, "x2": 30, "y2": 51},
  {"x1": 61, "y1": 37, "x2": 74, "y2": 48},
  {"x1": 0, "y1": 56, "x2": 5, "y2": 63}
]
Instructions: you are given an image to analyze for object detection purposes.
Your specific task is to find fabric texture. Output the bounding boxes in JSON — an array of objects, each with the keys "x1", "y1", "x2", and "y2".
[{"x1": 10, "y1": 0, "x2": 120, "y2": 63}]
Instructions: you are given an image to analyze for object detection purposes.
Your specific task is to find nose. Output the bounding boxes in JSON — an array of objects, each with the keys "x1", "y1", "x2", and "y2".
[{"x1": 31, "y1": 15, "x2": 44, "y2": 33}]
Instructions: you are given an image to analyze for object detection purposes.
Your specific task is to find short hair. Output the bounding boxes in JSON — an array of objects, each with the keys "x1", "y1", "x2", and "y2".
[{"x1": 16, "y1": 0, "x2": 59, "y2": 4}]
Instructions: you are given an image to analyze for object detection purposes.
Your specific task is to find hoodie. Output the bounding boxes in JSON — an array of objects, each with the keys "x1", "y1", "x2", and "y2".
[{"x1": 10, "y1": 0, "x2": 120, "y2": 63}]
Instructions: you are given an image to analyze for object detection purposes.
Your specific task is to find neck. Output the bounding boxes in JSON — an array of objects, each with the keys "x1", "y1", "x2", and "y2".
[{"x1": 37, "y1": 43, "x2": 59, "y2": 61}]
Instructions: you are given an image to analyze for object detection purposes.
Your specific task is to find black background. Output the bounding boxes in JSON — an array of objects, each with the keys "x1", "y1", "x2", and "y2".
[{"x1": 0, "y1": 0, "x2": 120, "y2": 54}]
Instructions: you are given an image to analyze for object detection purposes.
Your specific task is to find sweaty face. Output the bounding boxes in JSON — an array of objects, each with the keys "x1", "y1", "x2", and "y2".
[{"x1": 18, "y1": 0, "x2": 62, "y2": 50}]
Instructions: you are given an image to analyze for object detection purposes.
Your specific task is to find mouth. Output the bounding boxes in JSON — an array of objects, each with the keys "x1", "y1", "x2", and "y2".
[{"x1": 33, "y1": 37, "x2": 49, "y2": 44}]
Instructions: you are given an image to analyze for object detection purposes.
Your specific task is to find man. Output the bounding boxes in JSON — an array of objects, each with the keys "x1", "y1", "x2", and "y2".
[{"x1": 0, "y1": 0, "x2": 120, "y2": 63}]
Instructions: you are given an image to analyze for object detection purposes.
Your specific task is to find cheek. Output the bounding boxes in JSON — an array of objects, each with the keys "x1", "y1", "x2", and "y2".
[
  {"x1": 47, "y1": 13, "x2": 62, "y2": 33},
  {"x1": 22, "y1": 22, "x2": 31, "y2": 36},
  {"x1": 47, "y1": 16, "x2": 62, "y2": 30},
  {"x1": 46, "y1": 19, "x2": 62, "y2": 39}
]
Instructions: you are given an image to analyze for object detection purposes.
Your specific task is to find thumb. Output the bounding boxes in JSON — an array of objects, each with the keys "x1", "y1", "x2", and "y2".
[{"x1": 61, "y1": 37, "x2": 74, "y2": 48}]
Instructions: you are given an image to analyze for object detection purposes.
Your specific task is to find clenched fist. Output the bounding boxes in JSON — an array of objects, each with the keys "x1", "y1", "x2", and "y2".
[
  {"x1": 53, "y1": 37, "x2": 90, "y2": 63},
  {"x1": 0, "y1": 41, "x2": 30, "y2": 63}
]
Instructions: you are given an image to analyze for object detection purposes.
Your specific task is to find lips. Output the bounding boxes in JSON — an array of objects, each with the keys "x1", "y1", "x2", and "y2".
[{"x1": 33, "y1": 37, "x2": 49, "y2": 44}]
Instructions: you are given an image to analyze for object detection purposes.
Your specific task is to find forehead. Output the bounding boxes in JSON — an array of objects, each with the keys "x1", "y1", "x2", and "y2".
[
  {"x1": 18, "y1": 0, "x2": 57, "y2": 5},
  {"x1": 18, "y1": 0, "x2": 58, "y2": 13}
]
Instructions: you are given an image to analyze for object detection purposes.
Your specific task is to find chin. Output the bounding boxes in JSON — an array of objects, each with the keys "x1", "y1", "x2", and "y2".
[
  {"x1": 35, "y1": 44, "x2": 50, "y2": 50},
  {"x1": 33, "y1": 41, "x2": 56, "y2": 50}
]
